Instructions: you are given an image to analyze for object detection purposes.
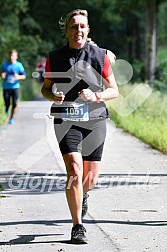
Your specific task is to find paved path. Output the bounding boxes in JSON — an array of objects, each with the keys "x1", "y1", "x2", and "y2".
[{"x1": 0, "y1": 101, "x2": 167, "y2": 252}]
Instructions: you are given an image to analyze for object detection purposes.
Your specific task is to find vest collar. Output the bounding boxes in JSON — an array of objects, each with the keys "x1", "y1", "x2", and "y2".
[{"x1": 65, "y1": 41, "x2": 89, "y2": 55}]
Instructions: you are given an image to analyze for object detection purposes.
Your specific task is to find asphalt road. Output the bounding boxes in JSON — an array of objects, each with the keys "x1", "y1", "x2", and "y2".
[{"x1": 0, "y1": 100, "x2": 167, "y2": 252}]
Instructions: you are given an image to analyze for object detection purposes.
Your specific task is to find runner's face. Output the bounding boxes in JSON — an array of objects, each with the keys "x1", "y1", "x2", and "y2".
[
  {"x1": 10, "y1": 52, "x2": 18, "y2": 63},
  {"x1": 66, "y1": 15, "x2": 89, "y2": 49}
]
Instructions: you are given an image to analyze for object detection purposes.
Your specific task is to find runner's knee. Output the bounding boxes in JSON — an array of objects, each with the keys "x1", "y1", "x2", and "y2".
[{"x1": 67, "y1": 160, "x2": 83, "y2": 177}]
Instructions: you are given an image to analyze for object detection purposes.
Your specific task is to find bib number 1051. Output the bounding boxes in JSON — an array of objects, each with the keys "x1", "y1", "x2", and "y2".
[{"x1": 65, "y1": 107, "x2": 84, "y2": 116}]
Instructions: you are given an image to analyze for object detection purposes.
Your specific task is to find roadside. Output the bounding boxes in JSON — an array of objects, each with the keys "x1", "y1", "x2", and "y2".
[{"x1": 0, "y1": 101, "x2": 167, "y2": 252}]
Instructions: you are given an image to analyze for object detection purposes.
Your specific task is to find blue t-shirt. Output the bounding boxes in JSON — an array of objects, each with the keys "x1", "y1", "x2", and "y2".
[{"x1": 1, "y1": 61, "x2": 26, "y2": 89}]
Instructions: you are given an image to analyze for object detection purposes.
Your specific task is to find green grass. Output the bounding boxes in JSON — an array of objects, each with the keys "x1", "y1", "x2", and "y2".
[
  {"x1": 107, "y1": 84, "x2": 167, "y2": 154},
  {"x1": 0, "y1": 184, "x2": 5, "y2": 198},
  {"x1": 0, "y1": 86, "x2": 6, "y2": 125}
]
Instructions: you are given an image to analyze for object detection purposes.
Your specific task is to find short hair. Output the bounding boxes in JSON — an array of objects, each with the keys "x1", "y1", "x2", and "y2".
[
  {"x1": 9, "y1": 49, "x2": 18, "y2": 55},
  {"x1": 59, "y1": 9, "x2": 88, "y2": 32}
]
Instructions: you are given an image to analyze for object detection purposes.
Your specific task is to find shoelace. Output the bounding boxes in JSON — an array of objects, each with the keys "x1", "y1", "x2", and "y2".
[
  {"x1": 83, "y1": 193, "x2": 89, "y2": 205},
  {"x1": 73, "y1": 225, "x2": 86, "y2": 236}
]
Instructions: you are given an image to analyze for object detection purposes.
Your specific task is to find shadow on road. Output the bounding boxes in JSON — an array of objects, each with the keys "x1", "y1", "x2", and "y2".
[
  {"x1": 1, "y1": 218, "x2": 167, "y2": 228},
  {"x1": 0, "y1": 233, "x2": 73, "y2": 246}
]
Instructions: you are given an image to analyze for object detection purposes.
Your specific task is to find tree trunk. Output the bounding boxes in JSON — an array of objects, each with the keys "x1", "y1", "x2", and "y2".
[
  {"x1": 145, "y1": 0, "x2": 157, "y2": 84},
  {"x1": 134, "y1": 19, "x2": 141, "y2": 60},
  {"x1": 127, "y1": 18, "x2": 141, "y2": 63}
]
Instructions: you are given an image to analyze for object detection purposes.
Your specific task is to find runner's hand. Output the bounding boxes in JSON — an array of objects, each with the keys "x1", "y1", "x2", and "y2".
[
  {"x1": 53, "y1": 91, "x2": 65, "y2": 105},
  {"x1": 14, "y1": 74, "x2": 20, "y2": 80},
  {"x1": 79, "y1": 89, "x2": 96, "y2": 102}
]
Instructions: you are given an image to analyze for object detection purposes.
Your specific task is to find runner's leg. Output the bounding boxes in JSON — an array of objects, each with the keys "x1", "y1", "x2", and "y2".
[
  {"x1": 3, "y1": 89, "x2": 11, "y2": 113},
  {"x1": 10, "y1": 88, "x2": 19, "y2": 119},
  {"x1": 63, "y1": 152, "x2": 83, "y2": 226}
]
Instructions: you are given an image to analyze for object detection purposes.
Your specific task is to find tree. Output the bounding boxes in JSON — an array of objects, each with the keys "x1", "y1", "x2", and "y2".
[
  {"x1": 0, "y1": 0, "x2": 28, "y2": 59},
  {"x1": 145, "y1": 0, "x2": 157, "y2": 84},
  {"x1": 0, "y1": 0, "x2": 43, "y2": 75},
  {"x1": 144, "y1": 0, "x2": 167, "y2": 83},
  {"x1": 158, "y1": 2, "x2": 167, "y2": 45},
  {"x1": 1, "y1": 0, "x2": 166, "y2": 82}
]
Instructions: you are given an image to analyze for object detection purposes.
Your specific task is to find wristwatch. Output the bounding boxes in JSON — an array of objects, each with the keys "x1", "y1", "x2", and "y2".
[{"x1": 95, "y1": 91, "x2": 102, "y2": 102}]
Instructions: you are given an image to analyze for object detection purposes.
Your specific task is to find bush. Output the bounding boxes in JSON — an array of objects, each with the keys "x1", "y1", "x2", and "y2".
[
  {"x1": 0, "y1": 184, "x2": 3, "y2": 191},
  {"x1": 20, "y1": 79, "x2": 41, "y2": 101},
  {"x1": 131, "y1": 59, "x2": 145, "y2": 83},
  {"x1": 153, "y1": 60, "x2": 167, "y2": 92},
  {"x1": 107, "y1": 85, "x2": 167, "y2": 154},
  {"x1": 0, "y1": 84, "x2": 6, "y2": 125}
]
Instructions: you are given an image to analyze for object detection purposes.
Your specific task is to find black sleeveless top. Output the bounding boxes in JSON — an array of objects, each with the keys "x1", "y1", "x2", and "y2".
[{"x1": 49, "y1": 42, "x2": 109, "y2": 120}]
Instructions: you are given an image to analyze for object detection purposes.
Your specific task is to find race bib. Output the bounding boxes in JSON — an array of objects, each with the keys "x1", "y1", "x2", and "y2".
[
  {"x1": 7, "y1": 75, "x2": 16, "y2": 84},
  {"x1": 51, "y1": 103, "x2": 89, "y2": 121}
]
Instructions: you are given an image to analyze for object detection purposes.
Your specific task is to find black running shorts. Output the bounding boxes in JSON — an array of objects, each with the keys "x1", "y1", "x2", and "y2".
[{"x1": 54, "y1": 119, "x2": 106, "y2": 161}]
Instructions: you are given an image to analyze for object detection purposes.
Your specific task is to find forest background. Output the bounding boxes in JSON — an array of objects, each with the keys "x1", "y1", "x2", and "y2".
[{"x1": 0, "y1": 0, "x2": 167, "y2": 153}]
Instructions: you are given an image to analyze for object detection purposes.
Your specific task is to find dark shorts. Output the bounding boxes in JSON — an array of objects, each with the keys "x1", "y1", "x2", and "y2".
[{"x1": 54, "y1": 119, "x2": 106, "y2": 161}]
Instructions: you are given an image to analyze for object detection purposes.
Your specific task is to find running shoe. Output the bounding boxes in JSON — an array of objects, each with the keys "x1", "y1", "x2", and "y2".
[
  {"x1": 71, "y1": 224, "x2": 88, "y2": 244},
  {"x1": 82, "y1": 192, "x2": 89, "y2": 218},
  {"x1": 8, "y1": 118, "x2": 14, "y2": 125}
]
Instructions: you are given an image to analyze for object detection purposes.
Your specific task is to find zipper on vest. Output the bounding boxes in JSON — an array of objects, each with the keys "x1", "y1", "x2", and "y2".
[{"x1": 73, "y1": 49, "x2": 80, "y2": 88}]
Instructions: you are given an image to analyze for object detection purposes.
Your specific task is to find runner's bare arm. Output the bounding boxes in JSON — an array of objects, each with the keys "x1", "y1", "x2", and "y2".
[
  {"x1": 100, "y1": 73, "x2": 119, "y2": 101},
  {"x1": 41, "y1": 78, "x2": 65, "y2": 103},
  {"x1": 41, "y1": 78, "x2": 55, "y2": 101}
]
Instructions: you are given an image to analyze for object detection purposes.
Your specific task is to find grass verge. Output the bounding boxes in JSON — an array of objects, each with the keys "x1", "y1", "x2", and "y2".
[
  {"x1": 0, "y1": 87, "x2": 6, "y2": 125},
  {"x1": 0, "y1": 184, "x2": 5, "y2": 198},
  {"x1": 107, "y1": 83, "x2": 167, "y2": 154}
]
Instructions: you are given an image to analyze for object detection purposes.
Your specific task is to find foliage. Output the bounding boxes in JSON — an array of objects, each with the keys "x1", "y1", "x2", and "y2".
[
  {"x1": 0, "y1": 0, "x2": 167, "y2": 87},
  {"x1": 0, "y1": 0, "x2": 167, "y2": 80},
  {"x1": 0, "y1": 184, "x2": 6, "y2": 198},
  {"x1": 28, "y1": 0, "x2": 143, "y2": 55},
  {"x1": 20, "y1": 79, "x2": 41, "y2": 101},
  {"x1": 153, "y1": 60, "x2": 167, "y2": 92},
  {"x1": 107, "y1": 84, "x2": 167, "y2": 154},
  {"x1": 0, "y1": 0, "x2": 167, "y2": 155},
  {"x1": 131, "y1": 60, "x2": 145, "y2": 83},
  {"x1": 157, "y1": 47, "x2": 167, "y2": 63},
  {"x1": 0, "y1": 184, "x2": 3, "y2": 191},
  {"x1": 0, "y1": 184, "x2": 3, "y2": 198},
  {"x1": 0, "y1": 0, "x2": 28, "y2": 17},
  {"x1": 153, "y1": 79, "x2": 167, "y2": 93},
  {"x1": 0, "y1": 0, "x2": 50, "y2": 77},
  {"x1": 0, "y1": 85, "x2": 6, "y2": 125},
  {"x1": 158, "y1": 2, "x2": 167, "y2": 45}
]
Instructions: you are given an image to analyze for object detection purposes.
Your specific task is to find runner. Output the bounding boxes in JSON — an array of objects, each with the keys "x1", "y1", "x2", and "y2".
[
  {"x1": 41, "y1": 9, "x2": 119, "y2": 244},
  {"x1": 1, "y1": 49, "x2": 26, "y2": 124},
  {"x1": 35, "y1": 56, "x2": 46, "y2": 84}
]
